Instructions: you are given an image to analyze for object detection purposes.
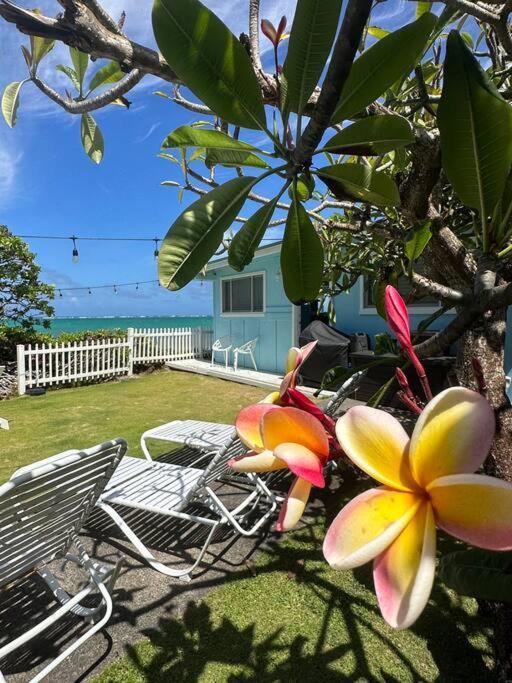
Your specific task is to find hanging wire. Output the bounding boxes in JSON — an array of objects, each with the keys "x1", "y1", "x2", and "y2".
[{"x1": 56, "y1": 279, "x2": 158, "y2": 293}]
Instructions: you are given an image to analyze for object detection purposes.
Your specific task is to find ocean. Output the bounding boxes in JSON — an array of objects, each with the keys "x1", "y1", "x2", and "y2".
[{"x1": 36, "y1": 316, "x2": 213, "y2": 335}]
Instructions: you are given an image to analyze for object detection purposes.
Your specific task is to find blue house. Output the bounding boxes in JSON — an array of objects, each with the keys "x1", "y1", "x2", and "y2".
[{"x1": 204, "y1": 242, "x2": 460, "y2": 374}]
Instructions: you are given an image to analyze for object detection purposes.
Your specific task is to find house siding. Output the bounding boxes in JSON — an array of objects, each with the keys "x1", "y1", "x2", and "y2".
[
  {"x1": 334, "y1": 278, "x2": 456, "y2": 343},
  {"x1": 207, "y1": 252, "x2": 293, "y2": 373}
]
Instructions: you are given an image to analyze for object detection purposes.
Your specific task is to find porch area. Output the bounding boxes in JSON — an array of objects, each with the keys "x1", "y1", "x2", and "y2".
[{"x1": 166, "y1": 359, "x2": 331, "y2": 397}]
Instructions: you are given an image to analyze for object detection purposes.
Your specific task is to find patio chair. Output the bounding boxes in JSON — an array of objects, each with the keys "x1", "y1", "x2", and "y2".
[
  {"x1": 97, "y1": 430, "x2": 278, "y2": 582},
  {"x1": 0, "y1": 439, "x2": 126, "y2": 683},
  {"x1": 211, "y1": 336, "x2": 232, "y2": 369},
  {"x1": 233, "y1": 338, "x2": 258, "y2": 372}
]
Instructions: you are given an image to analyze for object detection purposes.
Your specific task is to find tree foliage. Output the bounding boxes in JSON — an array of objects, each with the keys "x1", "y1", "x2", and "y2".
[{"x1": 0, "y1": 226, "x2": 54, "y2": 329}]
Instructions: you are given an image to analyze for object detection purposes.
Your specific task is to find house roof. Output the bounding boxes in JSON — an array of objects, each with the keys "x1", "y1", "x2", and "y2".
[{"x1": 204, "y1": 241, "x2": 282, "y2": 273}]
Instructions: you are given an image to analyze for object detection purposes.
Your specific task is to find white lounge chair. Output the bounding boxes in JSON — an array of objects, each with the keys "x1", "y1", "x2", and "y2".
[
  {"x1": 0, "y1": 439, "x2": 126, "y2": 683},
  {"x1": 211, "y1": 336, "x2": 232, "y2": 369},
  {"x1": 233, "y1": 338, "x2": 258, "y2": 372},
  {"x1": 97, "y1": 430, "x2": 278, "y2": 581}
]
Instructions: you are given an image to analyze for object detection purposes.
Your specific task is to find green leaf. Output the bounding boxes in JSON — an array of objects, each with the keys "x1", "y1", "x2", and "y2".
[
  {"x1": 373, "y1": 279, "x2": 388, "y2": 319},
  {"x1": 323, "y1": 115, "x2": 414, "y2": 155},
  {"x1": 282, "y1": 0, "x2": 343, "y2": 114},
  {"x1": 152, "y1": 0, "x2": 265, "y2": 129},
  {"x1": 205, "y1": 149, "x2": 269, "y2": 169},
  {"x1": 228, "y1": 197, "x2": 280, "y2": 272},
  {"x1": 438, "y1": 31, "x2": 512, "y2": 219},
  {"x1": 1, "y1": 80, "x2": 26, "y2": 128},
  {"x1": 281, "y1": 189, "x2": 324, "y2": 303},
  {"x1": 29, "y1": 9, "x2": 55, "y2": 69},
  {"x1": 69, "y1": 47, "x2": 88, "y2": 94},
  {"x1": 158, "y1": 176, "x2": 255, "y2": 290},
  {"x1": 416, "y1": 1, "x2": 432, "y2": 17},
  {"x1": 332, "y1": 13, "x2": 436, "y2": 123},
  {"x1": 288, "y1": 174, "x2": 315, "y2": 202},
  {"x1": 366, "y1": 26, "x2": 390, "y2": 40},
  {"x1": 56, "y1": 64, "x2": 81, "y2": 92},
  {"x1": 316, "y1": 164, "x2": 400, "y2": 207},
  {"x1": 162, "y1": 125, "x2": 261, "y2": 153},
  {"x1": 405, "y1": 221, "x2": 432, "y2": 261},
  {"x1": 80, "y1": 113, "x2": 104, "y2": 164},
  {"x1": 439, "y1": 549, "x2": 512, "y2": 603},
  {"x1": 88, "y1": 61, "x2": 124, "y2": 92}
]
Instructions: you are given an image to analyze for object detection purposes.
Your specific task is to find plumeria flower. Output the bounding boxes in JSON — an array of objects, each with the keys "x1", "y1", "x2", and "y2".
[
  {"x1": 323, "y1": 386, "x2": 512, "y2": 629},
  {"x1": 230, "y1": 404, "x2": 329, "y2": 531}
]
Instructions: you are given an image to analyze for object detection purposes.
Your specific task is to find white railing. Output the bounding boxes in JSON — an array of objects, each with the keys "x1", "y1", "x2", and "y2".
[{"x1": 16, "y1": 327, "x2": 213, "y2": 395}]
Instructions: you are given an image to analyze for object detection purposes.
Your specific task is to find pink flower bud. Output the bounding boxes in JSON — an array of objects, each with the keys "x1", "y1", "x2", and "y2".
[
  {"x1": 261, "y1": 19, "x2": 277, "y2": 45},
  {"x1": 276, "y1": 15, "x2": 287, "y2": 43},
  {"x1": 384, "y1": 285, "x2": 412, "y2": 351}
]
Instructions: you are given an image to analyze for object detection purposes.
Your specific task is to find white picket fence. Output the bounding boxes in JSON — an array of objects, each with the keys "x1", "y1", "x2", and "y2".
[{"x1": 16, "y1": 327, "x2": 214, "y2": 395}]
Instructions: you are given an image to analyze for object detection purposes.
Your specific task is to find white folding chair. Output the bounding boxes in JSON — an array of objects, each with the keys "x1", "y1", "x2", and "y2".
[
  {"x1": 233, "y1": 338, "x2": 258, "y2": 372},
  {"x1": 0, "y1": 439, "x2": 127, "y2": 683},
  {"x1": 211, "y1": 336, "x2": 232, "y2": 369},
  {"x1": 97, "y1": 431, "x2": 277, "y2": 582}
]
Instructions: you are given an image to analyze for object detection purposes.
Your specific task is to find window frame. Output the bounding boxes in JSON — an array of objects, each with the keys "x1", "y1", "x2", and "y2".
[
  {"x1": 359, "y1": 276, "x2": 443, "y2": 315},
  {"x1": 220, "y1": 271, "x2": 266, "y2": 317}
]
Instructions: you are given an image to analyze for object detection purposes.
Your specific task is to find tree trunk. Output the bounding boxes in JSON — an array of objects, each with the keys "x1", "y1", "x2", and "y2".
[{"x1": 456, "y1": 308, "x2": 512, "y2": 683}]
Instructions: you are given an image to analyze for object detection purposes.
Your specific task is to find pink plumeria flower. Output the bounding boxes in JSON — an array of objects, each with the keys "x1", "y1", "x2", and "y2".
[
  {"x1": 261, "y1": 16, "x2": 287, "y2": 47},
  {"x1": 323, "y1": 387, "x2": 512, "y2": 629},
  {"x1": 230, "y1": 404, "x2": 329, "y2": 531}
]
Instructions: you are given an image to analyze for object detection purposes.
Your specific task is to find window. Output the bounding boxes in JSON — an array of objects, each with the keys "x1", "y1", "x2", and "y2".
[
  {"x1": 221, "y1": 274, "x2": 265, "y2": 314},
  {"x1": 362, "y1": 273, "x2": 439, "y2": 311}
]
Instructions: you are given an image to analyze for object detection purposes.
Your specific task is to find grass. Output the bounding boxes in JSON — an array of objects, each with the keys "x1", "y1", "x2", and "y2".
[
  {"x1": 95, "y1": 472, "x2": 495, "y2": 682},
  {"x1": 1, "y1": 372, "x2": 496, "y2": 680},
  {"x1": 0, "y1": 369, "x2": 267, "y2": 483}
]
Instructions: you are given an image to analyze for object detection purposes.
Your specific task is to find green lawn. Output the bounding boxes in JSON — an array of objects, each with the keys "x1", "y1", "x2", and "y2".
[
  {"x1": 95, "y1": 471, "x2": 495, "y2": 682},
  {"x1": 0, "y1": 369, "x2": 267, "y2": 483},
  {"x1": 1, "y1": 372, "x2": 496, "y2": 680}
]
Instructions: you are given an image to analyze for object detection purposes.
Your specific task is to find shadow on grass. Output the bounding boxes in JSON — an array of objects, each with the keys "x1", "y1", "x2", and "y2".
[{"x1": 97, "y1": 467, "x2": 495, "y2": 682}]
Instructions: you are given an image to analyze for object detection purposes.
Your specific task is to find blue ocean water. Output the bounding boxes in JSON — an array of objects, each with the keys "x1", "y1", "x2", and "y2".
[{"x1": 36, "y1": 316, "x2": 213, "y2": 335}]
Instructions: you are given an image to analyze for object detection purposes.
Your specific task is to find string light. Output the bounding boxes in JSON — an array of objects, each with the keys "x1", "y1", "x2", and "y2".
[
  {"x1": 55, "y1": 279, "x2": 158, "y2": 295},
  {"x1": 153, "y1": 238, "x2": 160, "y2": 259},
  {"x1": 71, "y1": 236, "x2": 79, "y2": 264}
]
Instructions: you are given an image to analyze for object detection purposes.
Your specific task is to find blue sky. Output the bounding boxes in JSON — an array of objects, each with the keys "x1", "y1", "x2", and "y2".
[{"x1": 0, "y1": 0, "x2": 418, "y2": 317}]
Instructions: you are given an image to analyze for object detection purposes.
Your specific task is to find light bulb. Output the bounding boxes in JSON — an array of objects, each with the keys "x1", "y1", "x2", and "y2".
[{"x1": 71, "y1": 237, "x2": 79, "y2": 264}]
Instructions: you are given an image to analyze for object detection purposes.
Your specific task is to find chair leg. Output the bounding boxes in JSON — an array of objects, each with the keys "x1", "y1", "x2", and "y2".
[
  {"x1": 234, "y1": 351, "x2": 238, "y2": 373},
  {"x1": 225, "y1": 349, "x2": 229, "y2": 370},
  {"x1": 250, "y1": 351, "x2": 257, "y2": 371},
  {"x1": 98, "y1": 502, "x2": 221, "y2": 581}
]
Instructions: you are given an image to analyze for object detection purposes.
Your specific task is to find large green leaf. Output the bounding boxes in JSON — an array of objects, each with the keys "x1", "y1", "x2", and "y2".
[
  {"x1": 152, "y1": 0, "x2": 265, "y2": 130},
  {"x1": 438, "y1": 31, "x2": 512, "y2": 218},
  {"x1": 332, "y1": 13, "x2": 436, "y2": 123},
  {"x1": 316, "y1": 164, "x2": 400, "y2": 207},
  {"x1": 323, "y1": 115, "x2": 414, "y2": 155},
  {"x1": 282, "y1": 0, "x2": 343, "y2": 114},
  {"x1": 1, "y1": 80, "x2": 26, "y2": 128},
  {"x1": 80, "y1": 113, "x2": 104, "y2": 164},
  {"x1": 281, "y1": 190, "x2": 324, "y2": 303},
  {"x1": 162, "y1": 125, "x2": 261, "y2": 154},
  {"x1": 88, "y1": 61, "x2": 124, "y2": 92},
  {"x1": 70, "y1": 47, "x2": 89, "y2": 94},
  {"x1": 228, "y1": 198, "x2": 280, "y2": 272},
  {"x1": 158, "y1": 176, "x2": 255, "y2": 290},
  {"x1": 439, "y1": 549, "x2": 512, "y2": 603},
  {"x1": 205, "y1": 149, "x2": 269, "y2": 169}
]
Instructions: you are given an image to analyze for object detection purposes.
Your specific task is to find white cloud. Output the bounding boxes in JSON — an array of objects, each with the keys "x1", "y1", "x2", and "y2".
[{"x1": 0, "y1": 140, "x2": 22, "y2": 209}]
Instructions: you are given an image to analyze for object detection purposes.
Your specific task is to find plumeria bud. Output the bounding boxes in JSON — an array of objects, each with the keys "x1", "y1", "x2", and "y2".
[
  {"x1": 276, "y1": 15, "x2": 287, "y2": 43},
  {"x1": 384, "y1": 285, "x2": 412, "y2": 350},
  {"x1": 261, "y1": 19, "x2": 278, "y2": 45}
]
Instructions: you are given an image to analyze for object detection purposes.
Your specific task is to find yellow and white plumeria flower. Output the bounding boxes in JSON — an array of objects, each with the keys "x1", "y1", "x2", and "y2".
[{"x1": 323, "y1": 387, "x2": 512, "y2": 630}]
